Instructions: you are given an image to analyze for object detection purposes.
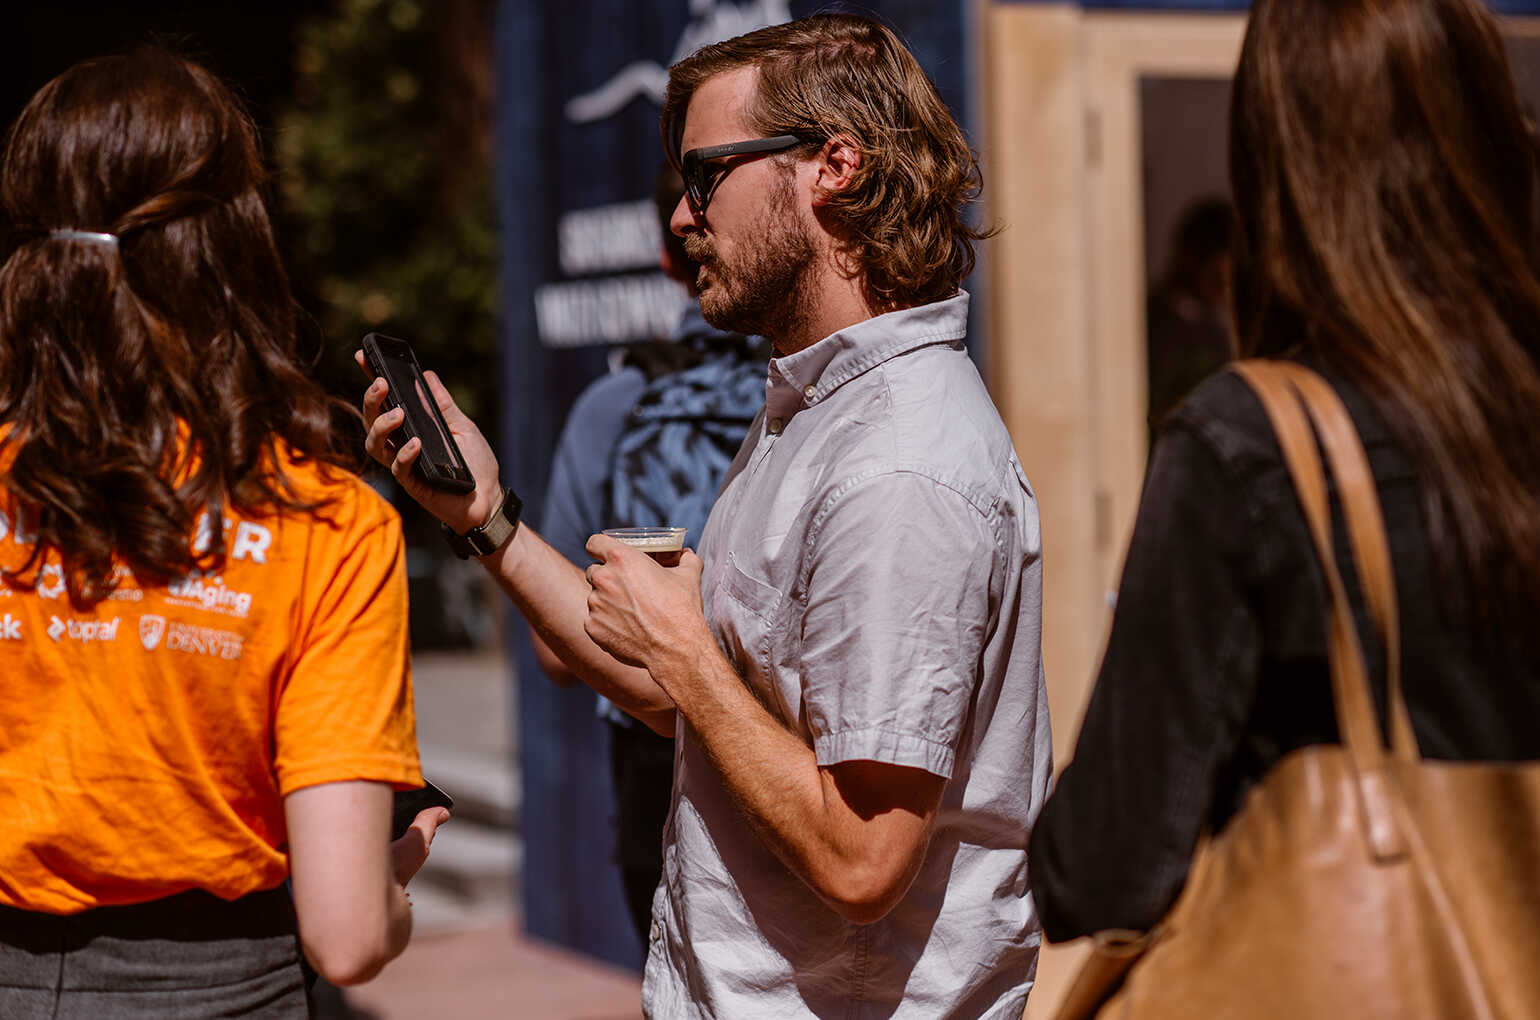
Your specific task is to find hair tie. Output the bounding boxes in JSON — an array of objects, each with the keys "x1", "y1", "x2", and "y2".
[{"x1": 49, "y1": 229, "x2": 119, "y2": 247}]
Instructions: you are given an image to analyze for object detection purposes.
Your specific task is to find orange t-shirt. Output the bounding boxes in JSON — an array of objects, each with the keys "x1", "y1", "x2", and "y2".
[{"x1": 0, "y1": 451, "x2": 420, "y2": 914}]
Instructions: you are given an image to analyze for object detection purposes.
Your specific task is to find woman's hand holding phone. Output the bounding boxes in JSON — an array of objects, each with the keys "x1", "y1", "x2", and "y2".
[
  {"x1": 391, "y1": 804, "x2": 451, "y2": 887},
  {"x1": 357, "y1": 350, "x2": 502, "y2": 536}
]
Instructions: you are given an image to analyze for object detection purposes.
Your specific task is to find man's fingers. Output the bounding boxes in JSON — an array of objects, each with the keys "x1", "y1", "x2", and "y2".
[
  {"x1": 391, "y1": 437, "x2": 423, "y2": 485},
  {"x1": 353, "y1": 348, "x2": 373, "y2": 379},
  {"x1": 422, "y1": 370, "x2": 459, "y2": 416},
  {"x1": 361, "y1": 377, "x2": 389, "y2": 422},
  {"x1": 362, "y1": 419, "x2": 389, "y2": 463},
  {"x1": 584, "y1": 533, "x2": 624, "y2": 563},
  {"x1": 363, "y1": 406, "x2": 404, "y2": 465}
]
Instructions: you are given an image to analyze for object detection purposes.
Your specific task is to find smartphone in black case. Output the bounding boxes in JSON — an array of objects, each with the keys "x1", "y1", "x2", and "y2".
[
  {"x1": 361, "y1": 332, "x2": 476, "y2": 494},
  {"x1": 391, "y1": 780, "x2": 454, "y2": 841}
]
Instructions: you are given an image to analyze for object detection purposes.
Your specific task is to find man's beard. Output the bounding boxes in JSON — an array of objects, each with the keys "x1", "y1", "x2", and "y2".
[{"x1": 685, "y1": 174, "x2": 815, "y2": 343}]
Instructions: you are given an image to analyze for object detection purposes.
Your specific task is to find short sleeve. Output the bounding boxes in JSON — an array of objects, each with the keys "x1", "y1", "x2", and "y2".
[
  {"x1": 800, "y1": 471, "x2": 996, "y2": 779},
  {"x1": 273, "y1": 511, "x2": 419, "y2": 795}
]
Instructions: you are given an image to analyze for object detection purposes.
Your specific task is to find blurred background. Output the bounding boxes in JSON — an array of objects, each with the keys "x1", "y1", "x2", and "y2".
[{"x1": 7, "y1": 1, "x2": 1540, "y2": 1017}]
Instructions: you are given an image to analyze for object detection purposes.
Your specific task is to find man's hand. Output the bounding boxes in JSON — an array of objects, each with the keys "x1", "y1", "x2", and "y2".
[
  {"x1": 582, "y1": 534, "x2": 712, "y2": 676},
  {"x1": 390, "y1": 806, "x2": 451, "y2": 887},
  {"x1": 355, "y1": 351, "x2": 502, "y2": 536}
]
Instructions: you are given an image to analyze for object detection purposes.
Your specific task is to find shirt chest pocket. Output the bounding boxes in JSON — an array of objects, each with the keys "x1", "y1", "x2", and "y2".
[{"x1": 711, "y1": 552, "x2": 794, "y2": 720}]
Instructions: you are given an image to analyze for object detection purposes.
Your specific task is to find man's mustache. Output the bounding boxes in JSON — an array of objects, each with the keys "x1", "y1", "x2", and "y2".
[{"x1": 683, "y1": 235, "x2": 715, "y2": 265}]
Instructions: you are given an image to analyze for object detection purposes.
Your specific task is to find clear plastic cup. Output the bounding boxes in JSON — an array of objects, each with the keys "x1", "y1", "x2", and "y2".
[{"x1": 602, "y1": 526, "x2": 687, "y2": 558}]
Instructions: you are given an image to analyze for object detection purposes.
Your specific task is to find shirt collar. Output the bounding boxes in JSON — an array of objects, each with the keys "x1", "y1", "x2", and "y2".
[{"x1": 764, "y1": 291, "x2": 969, "y2": 426}]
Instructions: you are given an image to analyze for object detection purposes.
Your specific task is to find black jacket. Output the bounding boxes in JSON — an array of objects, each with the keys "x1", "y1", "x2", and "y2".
[{"x1": 1027, "y1": 364, "x2": 1540, "y2": 942}]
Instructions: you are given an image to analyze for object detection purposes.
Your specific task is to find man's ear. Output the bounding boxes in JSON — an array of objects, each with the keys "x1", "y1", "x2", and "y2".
[{"x1": 810, "y1": 134, "x2": 862, "y2": 207}]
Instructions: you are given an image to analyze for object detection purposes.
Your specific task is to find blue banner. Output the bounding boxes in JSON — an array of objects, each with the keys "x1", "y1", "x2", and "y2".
[{"x1": 494, "y1": 0, "x2": 976, "y2": 969}]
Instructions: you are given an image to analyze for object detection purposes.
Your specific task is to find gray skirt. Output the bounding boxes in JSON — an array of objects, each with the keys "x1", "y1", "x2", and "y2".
[{"x1": 0, "y1": 886, "x2": 309, "y2": 1019}]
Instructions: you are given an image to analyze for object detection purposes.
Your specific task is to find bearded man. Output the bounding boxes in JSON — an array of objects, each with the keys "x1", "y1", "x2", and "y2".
[{"x1": 363, "y1": 13, "x2": 1050, "y2": 1018}]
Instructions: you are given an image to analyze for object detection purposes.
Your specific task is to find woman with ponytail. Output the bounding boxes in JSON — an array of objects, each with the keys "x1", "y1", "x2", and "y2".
[{"x1": 0, "y1": 48, "x2": 439, "y2": 1016}]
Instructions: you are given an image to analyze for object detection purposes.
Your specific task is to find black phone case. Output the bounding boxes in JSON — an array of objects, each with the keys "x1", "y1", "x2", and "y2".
[
  {"x1": 362, "y1": 333, "x2": 476, "y2": 494},
  {"x1": 391, "y1": 781, "x2": 454, "y2": 841}
]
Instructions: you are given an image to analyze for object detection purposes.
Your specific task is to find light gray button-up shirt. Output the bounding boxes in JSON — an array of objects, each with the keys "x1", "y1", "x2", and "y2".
[{"x1": 642, "y1": 293, "x2": 1052, "y2": 1019}]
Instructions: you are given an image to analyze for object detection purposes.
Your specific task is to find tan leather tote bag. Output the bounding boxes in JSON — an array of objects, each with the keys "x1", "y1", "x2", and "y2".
[{"x1": 1053, "y1": 360, "x2": 1540, "y2": 1020}]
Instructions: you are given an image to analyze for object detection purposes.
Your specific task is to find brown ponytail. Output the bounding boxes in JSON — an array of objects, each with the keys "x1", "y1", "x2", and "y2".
[{"x1": 0, "y1": 47, "x2": 360, "y2": 604}]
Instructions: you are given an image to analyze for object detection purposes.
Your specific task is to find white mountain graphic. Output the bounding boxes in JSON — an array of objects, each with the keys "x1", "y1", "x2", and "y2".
[{"x1": 565, "y1": 0, "x2": 792, "y2": 124}]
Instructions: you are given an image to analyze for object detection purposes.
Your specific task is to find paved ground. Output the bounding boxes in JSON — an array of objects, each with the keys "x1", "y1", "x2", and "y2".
[{"x1": 345, "y1": 919, "x2": 642, "y2": 1020}]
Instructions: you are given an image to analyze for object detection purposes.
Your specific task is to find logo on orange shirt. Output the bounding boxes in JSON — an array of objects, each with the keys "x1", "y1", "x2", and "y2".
[
  {"x1": 192, "y1": 514, "x2": 275, "y2": 565},
  {"x1": 0, "y1": 613, "x2": 19, "y2": 640},
  {"x1": 166, "y1": 572, "x2": 255, "y2": 618},
  {"x1": 107, "y1": 567, "x2": 144, "y2": 602},
  {"x1": 46, "y1": 615, "x2": 119, "y2": 643},
  {"x1": 140, "y1": 614, "x2": 167, "y2": 650},
  {"x1": 163, "y1": 620, "x2": 244, "y2": 660},
  {"x1": 37, "y1": 564, "x2": 65, "y2": 600}
]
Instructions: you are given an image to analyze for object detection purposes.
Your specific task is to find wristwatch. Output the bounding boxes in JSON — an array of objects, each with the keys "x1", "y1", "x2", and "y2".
[{"x1": 441, "y1": 487, "x2": 522, "y2": 559}]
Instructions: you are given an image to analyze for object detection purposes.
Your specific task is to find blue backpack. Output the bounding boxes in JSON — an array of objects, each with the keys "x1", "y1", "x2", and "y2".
[{"x1": 606, "y1": 332, "x2": 767, "y2": 547}]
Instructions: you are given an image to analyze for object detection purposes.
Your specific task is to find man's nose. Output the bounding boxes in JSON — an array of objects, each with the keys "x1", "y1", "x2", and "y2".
[{"x1": 670, "y1": 193, "x2": 701, "y2": 237}]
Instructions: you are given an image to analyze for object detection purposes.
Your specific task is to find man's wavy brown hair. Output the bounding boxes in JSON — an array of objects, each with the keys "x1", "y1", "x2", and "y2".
[
  {"x1": 661, "y1": 13, "x2": 988, "y2": 312},
  {"x1": 0, "y1": 47, "x2": 359, "y2": 604}
]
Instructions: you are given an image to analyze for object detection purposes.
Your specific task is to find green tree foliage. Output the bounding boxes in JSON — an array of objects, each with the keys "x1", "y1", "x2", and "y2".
[{"x1": 277, "y1": 0, "x2": 498, "y2": 422}]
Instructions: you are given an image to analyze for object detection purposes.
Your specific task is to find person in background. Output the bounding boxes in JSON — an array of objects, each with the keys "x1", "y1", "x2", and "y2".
[
  {"x1": 0, "y1": 48, "x2": 444, "y2": 1018},
  {"x1": 1031, "y1": 0, "x2": 1540, "y2": 943},
  {"x1": 533, "y1": 162, "x2": 766, "y2": 942},
  {"x1": 362, "y1": 13, "x2": 1050, "y2": 1016},
  {"x1": 1145, "y1": 196, "x2": 1235, "y2": 436}
]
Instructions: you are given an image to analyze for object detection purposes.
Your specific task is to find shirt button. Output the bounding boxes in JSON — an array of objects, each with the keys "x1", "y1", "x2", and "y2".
[
  {"x1": 802, "y1": 384, "x2": 816, "y2": 399},
  {"x1": 650, "y1": 919, "x2": 662, "y2": 943},
  {"x1": 768, "y1": 418, "x2": 783, "y2": 435}
]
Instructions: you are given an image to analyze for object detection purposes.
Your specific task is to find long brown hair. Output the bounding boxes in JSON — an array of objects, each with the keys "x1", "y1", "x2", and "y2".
[
  {"x1": 1230, "y1": 0, "x2": 1540, "y2": 635},
  {"x1": 0, "y1": 47, "x2": 359, "y2": 603},
  {"x1": 662, "y1": 13, "x2": 988, "y2": 312}
]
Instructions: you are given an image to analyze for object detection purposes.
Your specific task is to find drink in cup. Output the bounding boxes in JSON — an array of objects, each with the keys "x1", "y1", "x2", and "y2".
[{"x1": 603, "y1": 526, "x2": 687, "y2": 561}]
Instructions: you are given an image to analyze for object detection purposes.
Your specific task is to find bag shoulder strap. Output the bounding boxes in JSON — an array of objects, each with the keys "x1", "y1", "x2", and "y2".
[
  {"x1": 1230, "y1": 360, "x2": 1407, "y2": 860},
  {"x1": 1269, "y1": 364, "x2": 1418, "y2": 760}
]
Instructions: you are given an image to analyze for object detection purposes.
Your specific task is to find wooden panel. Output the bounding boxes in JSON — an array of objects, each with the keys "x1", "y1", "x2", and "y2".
[
  {"x1": 983, "y1": 6, "x2": 1245, "y2": 770},
  {"x1": 1082, "y1": 12, "x2": 1245, "y2": 680},
  {"x1": 982, "y1": 3, "x2": 1099, "y2": 778}
]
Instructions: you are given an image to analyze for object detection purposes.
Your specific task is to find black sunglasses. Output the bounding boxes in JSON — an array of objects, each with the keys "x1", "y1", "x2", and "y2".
[{"x1": 679, "y1": 135, "x2": 811, "y2": 215}]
